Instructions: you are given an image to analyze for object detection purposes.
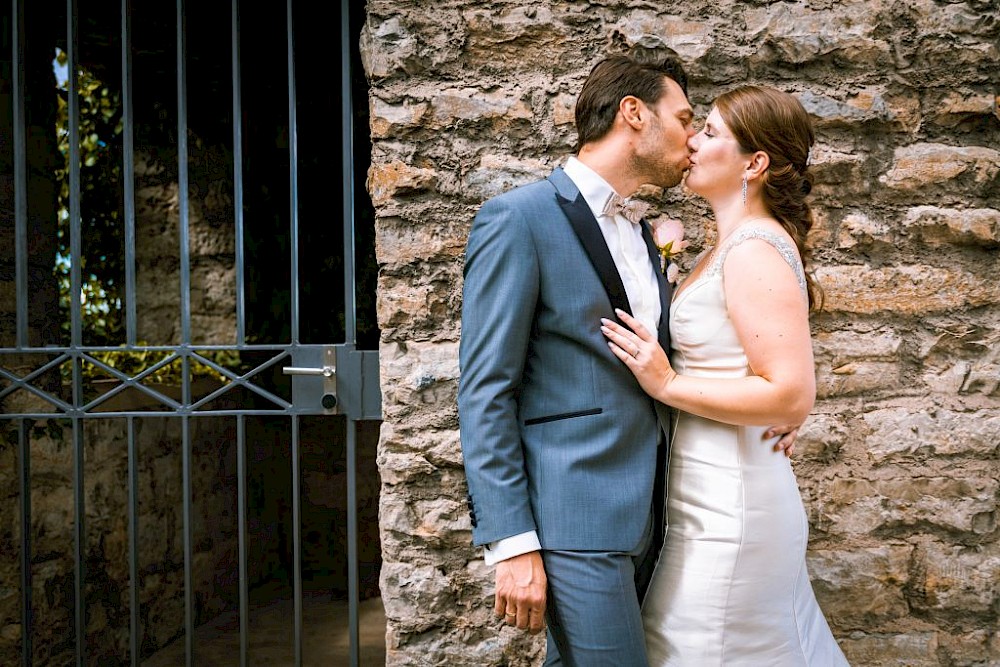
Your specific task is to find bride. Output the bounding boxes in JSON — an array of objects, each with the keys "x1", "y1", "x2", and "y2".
[{"x1": 602, "y1": 86, "x2": 850, "y2": 665}]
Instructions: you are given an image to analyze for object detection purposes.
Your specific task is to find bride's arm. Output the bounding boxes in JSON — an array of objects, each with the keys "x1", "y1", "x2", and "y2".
[{"x1": 602, "y1": 239, "x2": 815, "y2": 427}]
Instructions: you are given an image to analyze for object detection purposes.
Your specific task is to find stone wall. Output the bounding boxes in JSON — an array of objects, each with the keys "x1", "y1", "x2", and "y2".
[
  {"x1": 134, "y1": 144, "x2": 237, "y2": 346},
  {"x1": 366, "y1": 2, "x2": 1000, "y2": 665},
  {"x1": 0, "y1": 415, "x2": 240, "y2": 665}
]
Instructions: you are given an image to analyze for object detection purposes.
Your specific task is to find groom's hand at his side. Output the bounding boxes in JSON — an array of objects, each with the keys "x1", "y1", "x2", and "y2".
[{"x1": 495, "y1": 550, "x2": 547, "y2": 634}]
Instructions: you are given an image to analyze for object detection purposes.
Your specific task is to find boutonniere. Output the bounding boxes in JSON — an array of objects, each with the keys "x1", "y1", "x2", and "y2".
[{"x1": 651, "y1": 218, "x2": 689, "y2": 283}]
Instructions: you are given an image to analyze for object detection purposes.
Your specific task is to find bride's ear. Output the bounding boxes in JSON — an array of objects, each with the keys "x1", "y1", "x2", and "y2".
[{"x1": 745, "y1": 151, "x2": 770, "y2": 181}]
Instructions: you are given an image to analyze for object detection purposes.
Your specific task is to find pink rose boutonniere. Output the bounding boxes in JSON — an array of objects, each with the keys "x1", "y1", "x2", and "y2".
[{"x1": 651, "y1": 218, "x2": 689, "y2": 284}]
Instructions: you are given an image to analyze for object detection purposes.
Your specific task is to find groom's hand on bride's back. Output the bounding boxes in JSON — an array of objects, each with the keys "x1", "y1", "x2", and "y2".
[
  {"x1": 765, "y1": 424, "x2": 800, "y2": 457},
  {"x1": 494, "y1": 550, "x2": 547, "y2": 634}
]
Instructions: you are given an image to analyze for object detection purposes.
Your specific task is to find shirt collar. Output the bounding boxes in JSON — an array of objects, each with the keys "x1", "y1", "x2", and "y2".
[{"x1": 563, "y1": 156, "x2": 617, "y2": 221}]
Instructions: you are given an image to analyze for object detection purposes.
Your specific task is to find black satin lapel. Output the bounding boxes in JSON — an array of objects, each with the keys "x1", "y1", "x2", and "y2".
[
  {"x1": 556, "y1": 191, "x2": 633, "y2": 319},
  {"x1": 640, "y1": 221, "x2": 673, "y2": 349}
]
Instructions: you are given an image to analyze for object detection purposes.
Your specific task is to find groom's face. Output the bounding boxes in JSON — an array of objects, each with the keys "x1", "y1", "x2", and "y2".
[{"x1": 637, "y1": 77, "x2": 696, "y2": 189}]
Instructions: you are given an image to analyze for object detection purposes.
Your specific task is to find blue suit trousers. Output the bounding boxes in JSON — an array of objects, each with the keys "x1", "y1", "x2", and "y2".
[{"x1": 542, "y1": 513, "x2": 655, "y2": 666}]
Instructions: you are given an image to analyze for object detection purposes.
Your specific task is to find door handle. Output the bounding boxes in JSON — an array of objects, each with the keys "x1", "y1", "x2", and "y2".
[
  {"x1": 282, "y1": 366, "x2": 336, "y2": 378},
  {"x1": 283, "y1": 363, "x2": 339, "y2": 411}
]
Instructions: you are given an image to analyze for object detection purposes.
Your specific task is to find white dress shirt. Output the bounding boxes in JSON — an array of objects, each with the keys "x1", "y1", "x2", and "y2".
[{"x1": 483, "y1": 157, "x2": 662, "y2": 565}]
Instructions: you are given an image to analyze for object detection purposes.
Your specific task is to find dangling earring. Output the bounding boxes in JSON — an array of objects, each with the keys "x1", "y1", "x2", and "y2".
[{"x1": 741, "y1": 176, "x2": 748, "y2": 209}]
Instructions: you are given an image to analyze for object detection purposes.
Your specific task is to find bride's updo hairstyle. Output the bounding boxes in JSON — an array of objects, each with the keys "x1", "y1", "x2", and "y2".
[{"x1": 715, "y1": 86, "x2": 823, "y2": 310}]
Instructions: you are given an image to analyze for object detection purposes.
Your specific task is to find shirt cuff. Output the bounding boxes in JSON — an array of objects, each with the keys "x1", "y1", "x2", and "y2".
[{"x1": 483, "y1": 531, "x2": 541, "y2": 566}]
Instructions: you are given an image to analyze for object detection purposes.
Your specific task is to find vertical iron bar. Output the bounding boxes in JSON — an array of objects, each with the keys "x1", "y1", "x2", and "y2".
[
  {"x1": 72, "y1": 417, "x2": 85, "y2": 666},
  {"x1": 346, "y1": 419, "x2": 360, "y2": 667},
  {"x1": 12, "y1": 0, "x2": 28, "y2": 348},
  {"x1": 341, "y1": 0, "x2": 361, "y2": 660},
  {"x1": 67, "y1": 0, "x2": 82, "y2": 349},
  {"x1": 121, "y1": 0, "x2": 137, "y2": 345},
  {"x1": 127, "y1": 417, "x2": 139, "y2": 666},
  {"x1": 182, "y1": 416, "x2": 193, "y2": 666},
  {"x1": 17, "y1": 420, "x2": 32, "y2": 667},
  {"x1": 237, "y1": 416, "x2": 249, "y2": 667},
  {"x1": 231, "y1": 0, "x2": 246, "y2": 346},
  {"x1": 177, "y1": 3, "x2": 193, "y2": 659},
  {"x1": 291, "y1": 415, "x2": 303, "y2": 666},
  {"x1": 177, "y1": 0, "x2": 191, "y2": 345},
  {"x1": 286, "y1": 0, "x2": 299, "y2": 344},
  {"x1": 68, "y1": 0, "x2": 85, "y2": 660},
  {"x1": 340, "y1": 0, "x2": 356, "y2": 344}
]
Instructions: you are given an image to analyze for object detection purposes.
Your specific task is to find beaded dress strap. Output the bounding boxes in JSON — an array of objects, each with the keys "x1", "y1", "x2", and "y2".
[{"x1": 708, "y1": 227, "x2": 807, "y2": 295}]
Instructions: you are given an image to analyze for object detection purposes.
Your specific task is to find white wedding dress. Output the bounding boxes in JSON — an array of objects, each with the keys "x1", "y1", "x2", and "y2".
[{"x1": 643, "y1": 228, "x2": 849, "y2": 666}]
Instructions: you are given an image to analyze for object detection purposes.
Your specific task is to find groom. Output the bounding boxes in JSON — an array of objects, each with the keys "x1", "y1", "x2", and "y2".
[{"x1": 459, "y1": 48, "x2": 795, "y2": 664}]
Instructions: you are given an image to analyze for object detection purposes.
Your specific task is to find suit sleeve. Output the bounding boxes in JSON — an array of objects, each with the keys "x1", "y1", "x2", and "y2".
[{"x1": 458, "y1": 196, "x2": 540, "y2": 547}]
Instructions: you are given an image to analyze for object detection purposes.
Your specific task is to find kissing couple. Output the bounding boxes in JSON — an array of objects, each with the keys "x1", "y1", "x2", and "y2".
[{"x1": 459, "y1": 46, "x2": 850, "y2": 666}]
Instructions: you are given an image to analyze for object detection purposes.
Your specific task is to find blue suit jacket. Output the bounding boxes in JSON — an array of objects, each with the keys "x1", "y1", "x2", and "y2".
[{"x1": 458, "y1": 166, "x2": 673, "y2": 555}]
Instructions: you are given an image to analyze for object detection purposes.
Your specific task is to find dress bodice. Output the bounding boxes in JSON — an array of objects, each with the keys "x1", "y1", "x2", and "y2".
[{"x1": 669, "y1": 227, "x2": 806, "y2": 379}]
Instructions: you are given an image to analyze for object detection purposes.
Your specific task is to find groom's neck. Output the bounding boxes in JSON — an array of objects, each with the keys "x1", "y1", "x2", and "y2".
[{"x1": 576, "y1": 143, "x2": 642, "y2": 198}]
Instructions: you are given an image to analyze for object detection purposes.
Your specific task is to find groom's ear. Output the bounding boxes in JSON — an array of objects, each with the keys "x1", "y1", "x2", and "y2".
[{"x1": 619, "y1": 96, "x2": 645, "y2": 130}]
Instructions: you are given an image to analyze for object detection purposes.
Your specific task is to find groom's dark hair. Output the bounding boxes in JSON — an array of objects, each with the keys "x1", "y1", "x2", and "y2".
[{"x1": 574, "y1": 46, "x2": 689, "y2": 151}]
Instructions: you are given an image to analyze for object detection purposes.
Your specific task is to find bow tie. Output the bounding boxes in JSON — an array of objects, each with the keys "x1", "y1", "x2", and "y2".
[{"x1": 602, "y1": 192, "x2": 650, "y2": 224}]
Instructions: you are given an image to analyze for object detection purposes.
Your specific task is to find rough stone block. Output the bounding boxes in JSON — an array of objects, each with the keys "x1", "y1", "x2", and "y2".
[
  {"x1": 835, "y1": 211, "x2": 892, "y2": 250},
  {"x1": 839, "y1": 632, "x2": 939, "y2": 667},
  {"x1": 808, "y1": 147, "x2": 868, "y2": 202},
  {"x1": 428, "y1": 88, "x2": 533, "y2": 130},
  {"x1": 379, "y1": 422, "x2": 463, "y2": 470},
  {"x1": 916, "y1": 325, "x2": 1000, "y2": 397},
  {"x1": 864, "y1": 407, "x2": 1000, "y2": 463},
  {"x1": 812, "y1": 329, "x2": 902, "y2": 398},
  {"x1": 552, "y1": 93, "x2": 575, "y2": 126},
  {"x1": 746, "y1": 4, "x2": 890, "y2": 67},
  {"x1": 379, "y1": 340, "x2": 460, "y2": 429},
  {"x1": 375, "y1": 213, "x2": 469, "y2": 269},
  {"x1": 379, "y1": 451, "x2": 439, "y2": 487},
  {"x1": 370, "y1": 98, "x2": 430, "y2": 139},
  {"x1": 463, "y1": 6, "x2": 569, "y2": 66},
  {"x1": 818, "y1": 475, "x2": 998, "y2": 536},
  {"x1": 880, "y1": 143, "x2": 1000, "y2": 195},
  {"x1": 902, "y1": 205, "x2": 1000, "y2": 247},
  {"x1": 611, "y1": 11, "x2": 714, "y2": 62},
  {"x1": 360, "y1": 17, "x2": 422, "y2": 80},
  {"x1": 805, "y1": 206, "x2": 834, "y2": 249},
  {"x1": 902, "y1": 4, "x2": 1000, "y2": 81},
  {"x1": 932, "y1": 89, "x2": 997, "y2": 126},
  {"x1": 379, "y1": 561, "x2": 457, "y2": 628},
  {"x1": 915, "y1": 542, "x2": 1000, "y2": 614},
  {"x1": 464, "y1": 154, "x2": 552, "y2": 201},
  {"x1": 815, "y1": 264, "x2": 999, "y2": 315},
  {"x1": 376, "y1": 271, "x2": 462, "y2": 344},
  {"x1": 368, "y1": 160, "x2": 438, "y2": 206},
  {"x1": 800, "y1": 87, "x2": 921, "y2": 132},
  {"x1": 807, "y1": 546, "x2": 912, "y2": 625},
  {"x1": 798, "y1": 89, "x2": 891, "y2": 128},
  {"x1": 380, "y1": 493, "x2": 471, "y2": 552},
  {"x1": 937, "y1": 630, "x2": 1000, "y2": 667},
  {"x1": 817, "y1": 359, "x2": 901, "y2": 399},
  {"x1": 795, "y1": 413, "x2": 849, "y2": 462}
]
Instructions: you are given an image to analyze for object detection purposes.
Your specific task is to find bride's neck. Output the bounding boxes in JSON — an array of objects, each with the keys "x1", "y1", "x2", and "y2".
[{"x1": 709, "y1": 197, "x2": 770, "y2": 244}]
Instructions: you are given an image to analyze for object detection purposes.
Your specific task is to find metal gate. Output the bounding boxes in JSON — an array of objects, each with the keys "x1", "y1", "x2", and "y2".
[{"x1": 2, "y1": 0, "x2": 380, "y2": 664}]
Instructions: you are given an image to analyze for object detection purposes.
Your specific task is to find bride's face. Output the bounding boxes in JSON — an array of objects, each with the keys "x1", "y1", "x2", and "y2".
[{"x1": 685, "y1": 108, "x2": 748, "y2": 199}]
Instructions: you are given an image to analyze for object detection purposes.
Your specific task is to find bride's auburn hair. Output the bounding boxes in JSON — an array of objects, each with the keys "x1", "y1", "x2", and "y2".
[{"x1": 715, "y1": 86, "x2": 823, "y2": 311}]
